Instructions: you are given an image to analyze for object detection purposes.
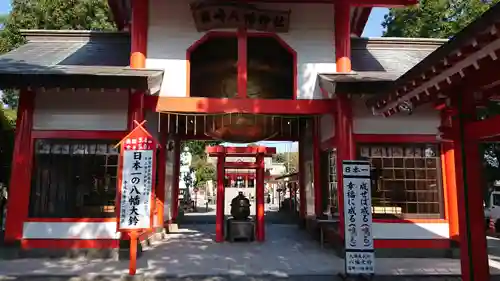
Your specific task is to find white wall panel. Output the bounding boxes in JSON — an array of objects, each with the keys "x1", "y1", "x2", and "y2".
[
  {"x1": 353, "y1": 99, "x2": 440, "y2": 135},
  {"x1": 33, "y1": 89, "x2": 128, "y2": 131},
  {"x1": 23, "y1": 222, "x2": 120, "y2": 239}
]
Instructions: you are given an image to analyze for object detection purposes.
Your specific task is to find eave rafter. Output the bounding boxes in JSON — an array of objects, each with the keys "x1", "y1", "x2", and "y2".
[{"x1": 371, "y1": 22, "x2": 500, "y2": 117}]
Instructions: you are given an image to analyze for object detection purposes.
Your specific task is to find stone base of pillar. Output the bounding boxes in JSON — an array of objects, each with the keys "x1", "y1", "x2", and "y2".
[{"x1": 166, "y1": 223, "x2": 179, "y2": 233}]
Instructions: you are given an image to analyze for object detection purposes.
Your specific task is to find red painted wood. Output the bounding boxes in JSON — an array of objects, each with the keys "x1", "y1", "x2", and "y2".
[
  {"x1": 335, "y1": 2, "x2": 351, "y2": 73},
  {"x1": 334, "y1": 94, "x2": 355, "y2": 238},
  {"x1": 128, "y1": 92, "x2": 145, "y2": 130},
  {"x1": 353, "y1": 8, "x2": 372, "y2": 36},
  {"x1": 21, "y1": 239, "x2": 119, "y2": 249},
  {"x1": 130, "y1": 0, "x2": 148, "y2": 68},
  {"x1": 25, "y1": 218, "x2": 116, "y2": 222},
  {"x1": 312, "y1": 117, "x2": 323, "y2": 217},
  {"x1": 4, "y1": 90, "x2": 35, "y2": 242},
  {"x1": 156, "y1": 97, "x2": 337, "y2": 114},
  {"x1": 206, "y1": 145, "x2": 276, "y2": 155},
  {"x1": 374, "y1": 239, "x2": 451, "y2": 249},
  {"x1": 465, "y1": 114, "x2": 500, "y2": 140},
  {"x1": 256, "y1": 153, "x2": 266, "y2": 242},
  {"x1": 440, "y1": 112, "x2": 460, "y2": 242},
  {"x1": 224, "y1": 162, "x2": 259, "y2": 169},
  {"x1": 452, "y1": 96, "x2": 490, "y2": 281},
  {"x1": 216, "y1": 154, "x2": 225, "y2": 242}
]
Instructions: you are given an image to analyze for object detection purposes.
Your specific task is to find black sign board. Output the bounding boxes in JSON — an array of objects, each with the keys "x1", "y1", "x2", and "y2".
[{"x1": 190, "y1": 2, "x2": 291, "y2": 33}]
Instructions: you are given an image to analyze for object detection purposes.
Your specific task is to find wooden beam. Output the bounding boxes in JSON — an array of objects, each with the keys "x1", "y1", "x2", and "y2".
[
  {"x1": 465, "y1": 114, "x2": 500, "y2": 139},
  {"x1": 206, "y1": 145, "x2": 276, "y2": 156},
  {"x1": 156, "y1": 97, "x2": 336, "y2": 114},
  {"x1": 224, "y1": 162, "x2": 259, "y2": 169}
]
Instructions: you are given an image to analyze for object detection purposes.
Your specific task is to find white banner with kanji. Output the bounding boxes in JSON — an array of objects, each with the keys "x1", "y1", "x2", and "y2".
[{"x1": 119, "y1": 149, "x2": 154, "y2": 230}]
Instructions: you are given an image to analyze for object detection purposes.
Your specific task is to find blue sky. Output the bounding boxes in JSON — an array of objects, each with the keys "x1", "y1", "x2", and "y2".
[
  {"x1": 362, "y1": 8, "x2": 388, "y2": 37},
  {"x1": 0, "y1": 1, "x2": 10, "y2": 15}
]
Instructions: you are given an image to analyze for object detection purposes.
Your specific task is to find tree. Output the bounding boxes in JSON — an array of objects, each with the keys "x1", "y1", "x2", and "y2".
[
  {"x1": 0, "y1": 0, "x2": 117, "y2": 108},
  {"x1": 382, "y1": 0, "x2": 499, "y2": 38}
]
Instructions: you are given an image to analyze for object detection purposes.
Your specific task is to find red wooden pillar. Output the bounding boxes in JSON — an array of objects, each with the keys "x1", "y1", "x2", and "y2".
[
  {"x1": 256, "y1": 152, "x2": 265, "y2": 242},
  {"x1": 130, "y1": 0, "x2": 148, "y2": 69},
  {"x1": 4, "y1": 90, "x2": 35, "y2": 243},
  {"x1": 452, "y1": 95, "x2": 489, "y2": 281},
  {"x1": 128, "y1": 0, "x2": 148, "y2": 127},
  {"x1": 215, "y1": 151, "x2": 226, "y2": 242},
  {"x1": 335, "y1": 1, "x2": 351, "y2": 73},
  {"x1": 334, "y1": 0, "x2": 353, "y2": 237},
  {"x1": 312, "y1": 116, "x2": 323, "y2": 217},
  {"x1": 335, "y1": 94, "x2": 355, "y2": 238},
  {"x1": 440, "y1": 111, "x2": 459, "y2": 242}
]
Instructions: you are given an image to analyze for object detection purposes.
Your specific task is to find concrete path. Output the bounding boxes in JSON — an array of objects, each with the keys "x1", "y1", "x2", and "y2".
[{"x1": 1, "y1": 224, "x2": 500, "y2": 280}]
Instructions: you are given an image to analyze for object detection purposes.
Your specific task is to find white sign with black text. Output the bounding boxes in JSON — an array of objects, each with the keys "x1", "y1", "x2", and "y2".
[
  {"x1": 119, "y1": 149, "x2": 154, "y2": 230},
  {"x1": 342, "y1": 160, "x2": 375, "y2": 275}
]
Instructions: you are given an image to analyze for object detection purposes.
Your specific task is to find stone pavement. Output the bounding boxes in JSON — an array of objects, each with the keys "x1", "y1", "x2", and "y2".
[{"x1": 1, "y1": 224, "x2": 500, "y2": 280}]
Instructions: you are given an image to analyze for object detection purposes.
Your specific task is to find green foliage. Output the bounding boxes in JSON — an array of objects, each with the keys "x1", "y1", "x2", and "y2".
[
  {"x1": 1, "y1": 89, "x2": 18, "y2": 109},
  {"x1": 382, "y1": 0, "x2": 499, "y2": 38}
]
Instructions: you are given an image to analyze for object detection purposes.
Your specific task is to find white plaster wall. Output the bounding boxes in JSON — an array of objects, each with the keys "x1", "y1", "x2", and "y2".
[
  {"x1": 33, "y1": 89, "x2": 129, "y2": 131},
  {"x1": 23, "y1": 222, "x2": 120, "y2": 239},
  {"x1": 373, "y1": 223, "x2": 449, "y2": 240},
  {"x1": 147, "y1": 0, "x2": 336, "y2": 100},
  {"x1": 353, "y1": 98, "x2": 440, "y2": 135},
  {"x1": 320, "y1": 113, "x2": 335, "y2": 144}
]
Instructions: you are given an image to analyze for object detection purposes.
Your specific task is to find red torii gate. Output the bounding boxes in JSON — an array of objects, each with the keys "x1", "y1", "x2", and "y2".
[{"x1": 206, "y1": 145, "x2": 276, "y2": 242}]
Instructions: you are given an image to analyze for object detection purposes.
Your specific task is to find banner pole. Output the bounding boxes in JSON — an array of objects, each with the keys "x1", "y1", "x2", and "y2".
[{"x1": 129, "y1": 230, "x2": 138, "y2": 275}]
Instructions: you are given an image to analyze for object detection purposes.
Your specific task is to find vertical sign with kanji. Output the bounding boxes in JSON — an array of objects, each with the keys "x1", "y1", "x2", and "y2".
[
  {"x1": 117, "y1": 122, "x2": 157, "y2": 231},
  {"x1": 342, "y1": 160, "x2": 375, "y2": 276}
]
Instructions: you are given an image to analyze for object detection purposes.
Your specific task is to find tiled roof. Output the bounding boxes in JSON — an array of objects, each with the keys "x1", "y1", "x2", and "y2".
[
  {"x1": 0, "y1": 30, "x2": 163, "y2": 90},
  {"x1": 351, "y1": 37, "x2": 447, "y2": 80},
  {"x1": 0, "y1": 30, "x2": 130, "y2": 68}
]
